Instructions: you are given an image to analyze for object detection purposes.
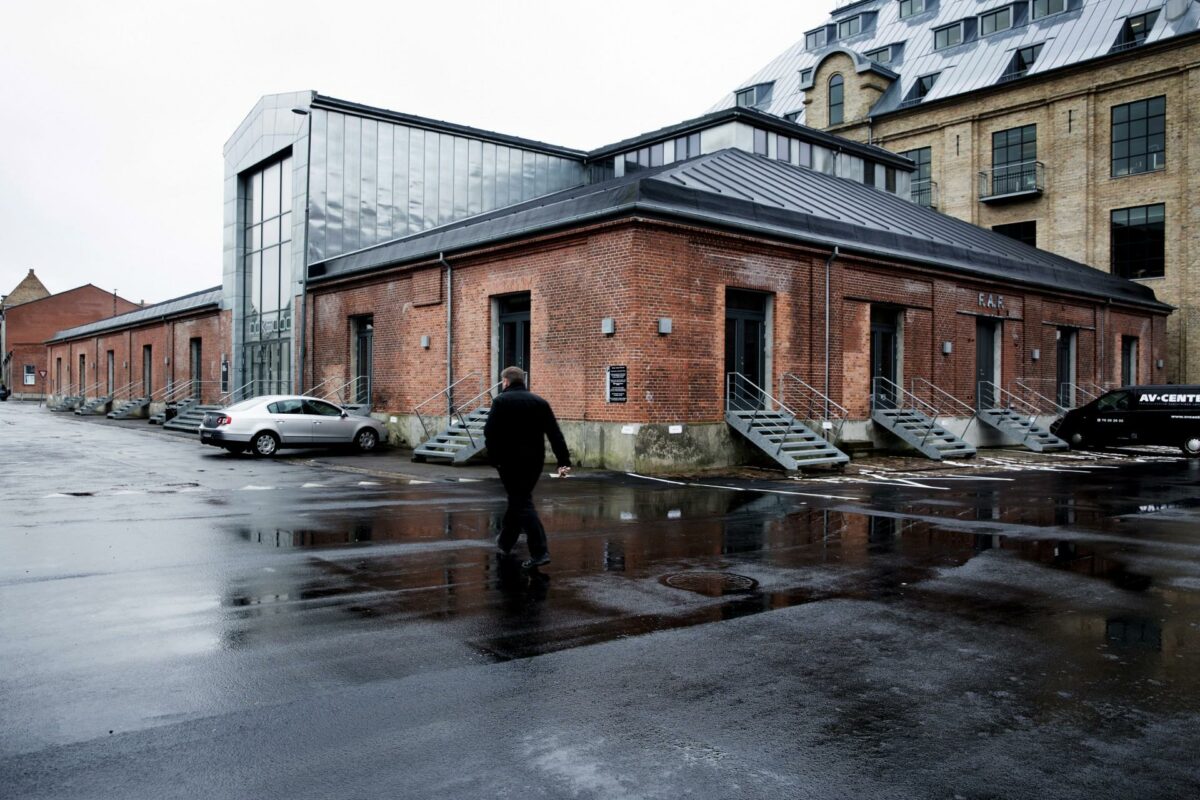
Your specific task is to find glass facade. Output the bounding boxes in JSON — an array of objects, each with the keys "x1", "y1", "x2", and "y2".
[{"x1": 242, "y1": 154, "x2": 294, "y2": 396}]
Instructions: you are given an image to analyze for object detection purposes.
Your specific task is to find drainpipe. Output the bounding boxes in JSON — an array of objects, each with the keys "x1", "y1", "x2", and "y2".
[
  {"x1": 824, "y1": 246, "x2": 839, "y2": 418},
  {"x1": 439, "y1": 252, "x2": 453, "y2": 415}
]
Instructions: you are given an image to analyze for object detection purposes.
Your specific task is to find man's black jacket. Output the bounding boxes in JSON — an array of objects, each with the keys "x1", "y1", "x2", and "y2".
[{"x1": 483, "y1": 383, "x2": 571, "y2": 471}]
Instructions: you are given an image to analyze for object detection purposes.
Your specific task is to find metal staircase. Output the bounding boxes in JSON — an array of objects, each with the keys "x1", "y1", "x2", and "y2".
[
  {"x1": 870, "y1": 378, "x2": 976, "y2": 460},
  {"x1": 310, "y1": 375, "x2": 371, "y2": 415},
  {"x1": 725, "y1": 373, "x2": 849, "y2": 472},
  {"x1": 49, "y1": 394, "x2": 83, "y2": 412},
  {"x1": 412, "y1": 372, "x2": 499, "y2": 464},
  {"x1": 105, "y1": 381, "x2": 148, "y2": 419},
  {"x1": 74, "y1": 390, "x2": 113, "y2": 416},
  {"x1": 976, "y1": 381, "x2": 1068, "y2": 452},
  {"x1": 162, "y1": 381, "x2": 253, "y2": 434}
]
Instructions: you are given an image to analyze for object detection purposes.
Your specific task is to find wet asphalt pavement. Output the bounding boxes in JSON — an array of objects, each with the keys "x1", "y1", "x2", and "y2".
[{"x1": 2, "y1": 401, "x2": 1200, "y2": 799}]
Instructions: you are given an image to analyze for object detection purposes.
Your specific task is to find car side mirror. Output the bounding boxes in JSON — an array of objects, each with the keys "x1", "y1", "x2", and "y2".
[{"x1": 341, "y1": 411, "x2": 349, "y2": 418}]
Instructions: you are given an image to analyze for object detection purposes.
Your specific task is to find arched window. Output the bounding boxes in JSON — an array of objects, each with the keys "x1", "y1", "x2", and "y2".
[{"x1": 828, "y1": 74, "x2": 845, "y2": 125}]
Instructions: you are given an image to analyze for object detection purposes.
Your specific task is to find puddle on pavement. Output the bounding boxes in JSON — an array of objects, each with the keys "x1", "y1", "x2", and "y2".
[{"x1": 213, "y1": 465, "x2": 1200, "y2": 678}]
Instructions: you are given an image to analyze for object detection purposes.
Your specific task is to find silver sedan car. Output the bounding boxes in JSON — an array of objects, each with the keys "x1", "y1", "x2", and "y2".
[{"x1": 199, "y1": 395, "x2": 386, "y2": 456}]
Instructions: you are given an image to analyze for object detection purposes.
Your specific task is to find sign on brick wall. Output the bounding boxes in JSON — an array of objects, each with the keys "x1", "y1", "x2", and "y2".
[{"x1": 606, "y1": 365, "x2": 627, "y2": 403}]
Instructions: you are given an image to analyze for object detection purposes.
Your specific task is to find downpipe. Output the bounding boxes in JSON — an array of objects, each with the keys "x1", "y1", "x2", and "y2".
[
  {"x1": 439, "y1": 252, "x2": 453, "y2": 416},
  {"x1": 824, "y1": 246, "x2": 839, "y2": 420}
]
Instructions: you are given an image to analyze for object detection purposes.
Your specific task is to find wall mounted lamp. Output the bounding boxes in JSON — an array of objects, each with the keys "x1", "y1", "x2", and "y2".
[
  {"x1": 420, "y1": 335, "x2": 431, "y2": 349},
  {"x1": 1031, "y1": 348, "x2": 1040, "y2": 362},
  {"x1": 657, "y1": 318, "x2": 672, "y2": 335},
  {"x1": 942, "y1": 341, "x2": 953, "y2": 355},
  {"x1": 601, "y1": 318, "x2": 615, "y2": 336}
]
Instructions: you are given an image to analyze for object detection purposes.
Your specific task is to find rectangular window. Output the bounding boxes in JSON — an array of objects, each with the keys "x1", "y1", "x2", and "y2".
[
  {"x1": 993, "y1": 220, "x2": 1037, "y2": 247},
  {"x1": 735, "y1": 88, "x2": 755, "y2": 107},
  {"x1": 1111, "y1": 204, "x2": 1165, "y2": 279},
  {"x1": 991, "y1": 124, "x2": 1038, "y2": 193},
  {"x1": 865, "y1": 46, "x2": 891, "y2": 64},
  {"x1": 899, "y1": 0, "x2": 926, "y2": 19},
  {"x1": 805, "y1": 29, "x2": 827, "y2": 50},
  {"x1": 23, "y1": 365, "x2": 35, "y2": 386},
  {"x1": 934, "y1": 23, "x2": 963, "y2": 50},
  {"x1": 980, "y1": 7, "x2": 1012, "y2": 37},
  {"x1": 901, "y1": 147, "x2": 932, "y2": 205},
  {"x1": 776, "y1": 135, "x2": 791, "y2": 163},
  {"x1": 905, "y1": 73, "x2": 939, "y2": 105},
  {"x1": 1111, "y1": 96, "x2": 1166, "y2": 177},
  {"x1": 838, "y1": 16, "x2": 862, "y2": 39},
  {"x1": 1003, "y1": 44, "x2": 1043, "y2": 80},
  {"x1": 828, "y1": 75, "x2": 844, "y2": 125},
  {"x1": 885, "y1": 166, "x2": 897, "y2": 193},
  {"x1": 784, "y1": 111, "x2": 802, "y2": 124},
  {"x1": 1113, "y1": 11, "x2": 1159, "y2": 51},
  {"x1": 799, "y1": 68, "x2": 813, "y2": 85},
  {"x1": 674, "y1": 132, "x2": 701, "y2": 161},
  {"x1": 1033, "y1": 0, "x2": 1065, "y2": 19},
  {"x1": 753, "y1": 128, "x2": 769, "y2": 157}
]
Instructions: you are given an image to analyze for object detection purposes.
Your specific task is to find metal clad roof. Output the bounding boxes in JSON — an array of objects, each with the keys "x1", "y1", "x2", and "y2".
[
  {"x1": 313, "y1": 149, "x2": 1166, "y2": 312},
  {"x1": 49, "y1": 287, "x2": 223, "y2": 342},
  {"x1": 711, "y1": 0, "x2": 1198, "y2": 118}
]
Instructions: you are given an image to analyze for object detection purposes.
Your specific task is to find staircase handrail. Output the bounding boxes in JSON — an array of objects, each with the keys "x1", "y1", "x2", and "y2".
[
  {"x1": 79, "y1": 380, "x2": 108, "y2": 400},
  {"x1": 217, "y1": 380, "x2": 256, "y2": 407},
  {"x1": 1014, "y1": 378, "x2": 1070, "y2": 415},
  {"x1": 727, "y1": 373, "x2": 801, "y2": 459},
  {"x1": 413, "y1": 371, "x2": 483, "y2": 441},
  {"x1": 909, "y1": 377, "x2": 977, "y2": 418},
  {"x1": 979, "y1": 380, "x2": 1044, "y2": 446},
  {"x1": 447, "y1": 379, "x2": 505, "y2": 450},
  {"x1": 305, "y1": 375, "x2": 343, "y2": 399},
  {"x1": 108, "y1": 379, "x2": 140, "y2": 402},
  {"x1": 874, "y1": 377, "x2": 967, "y2": 450},
  {"x1": 319, "y1": 376, "x2": 370, "y2": 407},
  {"x1": 779, "y1": 373, "x2": 848, "y2": 443}
]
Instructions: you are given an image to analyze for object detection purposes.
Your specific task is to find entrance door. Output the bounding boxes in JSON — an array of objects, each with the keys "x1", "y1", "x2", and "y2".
[
  {"x1": 870, "y1": 309, "x2": 899, "y2": 409},
  {"x1": 1056, "y1": 328, "x2": 1076, "y2": 408},
  {"x1": 354, "y1": 318, "x2": 373, "y2": 405},
  {"x1": 1121, "y1": 336, "x2": 1138, "y2": 387},
  {"x1": 498, "y1": 294, "x2": 531, "y2": 380},
  {"x1": 725, "y1": 289, "x2": 768, "y2": 409},
  {"x1": 976, "y1": 319, "x2": 998, "y2": 408},
  {"x1": 78, "y1": 354, "x2": 86, "y2": 395},
  {"x1": 142, "y1": 345, "x2": 153, "y2": 397},
  {"x1": 106, "y1": 351, "x2": 115, "y2": 396},
  {"x1": 190, "y1": 338, "x2": 202, "y2": 399}
]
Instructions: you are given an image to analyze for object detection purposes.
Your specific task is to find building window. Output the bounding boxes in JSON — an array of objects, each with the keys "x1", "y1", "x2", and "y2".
[
  {"x1": 776, "y1": 135, "x2": 792, "y2": 162},
  {"x1": 899, "y1": 0, "x2": 926, "y2": 19},
  {"x1": 980, "y1": 7, "x2": 1013, "y2": 36},
  {"x1": 903, "y1": 73, "x2": 939, "y2": 105},
  {"x1": 736, "y1": 82, "x2": 774, "y2": 109},
  {"x1": 838, "y1": 16, "x2": 862, "y2": 39},
  {"x1": 1112, "y1": 96, "x2": 1165, "y2": 177},
  {"x1": 23, "y1": 364, "x2": 35, "y2": 386},
  {"x1": 753, "y1": 129, "x2": 769, "y2": 156},
  {"x1": 242, "y1": 153, "x2": 293, "y2": 397},
  {"x1": 1121, "y1": 336, "x2": 1139, "y2": 385},
  {"x1": 1111, "y1": 204, "x2": 1165, "y2": 279},
  {"x1": 624, "y1": 143, "x2": 664, "y2": 172},
  {"x1": 799, "y1": 68, "x2": 813, "y2": 85},
  {"x1": 783, "y1": 110, "x2": 803, "y2": 124},
  {"x1": 901, "y1": 146, "x2": 933, "y2": 206},
  {"x1": 865, "y1": 46, "x2": 892, "y2": 64},
  {"x1": 991, "y1": 124, "x2": 1038, "y2": 193},
  {"x1": 1002, "y1": 44, "x2": 1043, "y2": 80},
  {"x1": 1032, "y1": 0, "x2": 1065, "y2": 19},
  {"x1": 993, "y1": 221, "x2": 1037, "y2": 247},
  {"x1": 934, "y1": 22, "x2": 964, "y2": 50},
  {"x1": 1112, "y1": 11, "x2": 1159, "y2": 52},
  {"x1": 805, "y1": 29, "x2": 827, "y2": 50},
  {"x1": 674, "y1": 132, "x2": 701, "y2": 162},
  {"x1": 828, "y1": 74, "x2": 844, "y2": 125}
]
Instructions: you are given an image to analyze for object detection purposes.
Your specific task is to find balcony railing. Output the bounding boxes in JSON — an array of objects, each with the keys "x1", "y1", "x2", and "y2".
[
  {"x1": 978, "y1": 161, "x2": 1044, "y2": 202},
  {"x1": 911, "y1": 179, "x2": 939, "y2": 209}
]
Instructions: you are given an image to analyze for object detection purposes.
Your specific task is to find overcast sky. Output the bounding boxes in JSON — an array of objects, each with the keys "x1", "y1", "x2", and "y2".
[{"x1": 0, "y1": 0, "x2": 826, "y2": 306}]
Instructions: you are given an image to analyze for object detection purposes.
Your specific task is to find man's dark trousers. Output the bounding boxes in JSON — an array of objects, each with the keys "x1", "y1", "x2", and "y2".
[{"x1": 497, "y1": 465, "x2": 548, "y2": 558}]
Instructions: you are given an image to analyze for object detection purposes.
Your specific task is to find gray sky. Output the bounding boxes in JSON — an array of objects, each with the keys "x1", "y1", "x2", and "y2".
[{"x1": 0, "y1": 0, "x2": 825, "y2": 306}]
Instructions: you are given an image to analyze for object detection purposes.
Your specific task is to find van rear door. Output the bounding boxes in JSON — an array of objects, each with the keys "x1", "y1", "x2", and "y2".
[{"x1": 1092, "y1": 390, "x2": 1134, "y2": 446}]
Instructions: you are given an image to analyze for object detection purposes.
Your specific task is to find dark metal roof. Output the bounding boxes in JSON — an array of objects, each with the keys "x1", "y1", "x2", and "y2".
[
  {"x1": 48, "y1": 287, "x2": 223, "y2": 343},
  {"x1": 586, "y1": 106, "x2": 914, "y2": 169},
  {"x1": 309, "y1": 149, "x2": 1168, "y2": 312},
  {"x1": 312, "y1": 95, "x2": 587, "y2": 159}
]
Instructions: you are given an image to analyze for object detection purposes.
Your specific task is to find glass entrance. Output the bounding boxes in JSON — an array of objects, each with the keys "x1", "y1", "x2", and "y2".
[
  {"x1": 870, "y1": 308, "x2": 899, "y2": 409},
  {"x1": 976, "y1": 319, "x2": 998, "y2": 408},
  {"x1": 498, "y1": 294, "x2": 531, "y2": 379},
  {"x1": 725, "y1": 289, "x2": 768, "y2": 409},
  {"x1": 246, "y1": 341, "x2": 291, "y2": 398}
]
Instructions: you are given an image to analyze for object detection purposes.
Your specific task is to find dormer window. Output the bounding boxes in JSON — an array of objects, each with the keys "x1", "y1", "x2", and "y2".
[
  {"x1": 736, "y1": 82, "x2": 775, "y2": 108},
  {"x1": 805, "y1": 28, "x2": 827, "y2": 50},
  {"x1": 980, "y1": 6, "x2": 1013, "y2": 36},
  {"x1": 899, "y1": 0, "x2": 927, "y2": 19},
  {"x1": 829, "y1": 74, "x2": 845, "y2": 125},
  {"x1": 934, "y1": 22, "x2": 964, "y2": 50},
  {"x1": 865, "y1": 45, "x2": 892, "y2": 64},
  {"x1": 784, "y1": 110, "x2": 803, "y2": 123},
  {"x1": 1112, "y1": 11, "x2": 1159, "y2": 52},
  {"x1": 799, "y1": 68, "x2": 814, "y2": 86},
  {"x1": 901, "y1": 72, "x2": 940, "y2": 106},
  {"x1": 1001, "y1": 43, "x2": 1043, "y2": 81},
  {"x1": 838, "y1": 15, "x2": 862, "y2": 39},
  {"x1": 1032, "y1": 0, "x2": 1065, "y2": 19}
]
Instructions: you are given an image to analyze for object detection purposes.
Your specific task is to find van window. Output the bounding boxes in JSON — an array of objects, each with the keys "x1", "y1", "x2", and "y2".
[{"x1": 1096, "y1": 391, "x2": 1131, "y2": 411}]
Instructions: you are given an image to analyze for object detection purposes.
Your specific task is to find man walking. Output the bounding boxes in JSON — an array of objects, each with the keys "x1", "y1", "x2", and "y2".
[{"x1": 484, "y1": 366, "x2": 571, "y2": 569}]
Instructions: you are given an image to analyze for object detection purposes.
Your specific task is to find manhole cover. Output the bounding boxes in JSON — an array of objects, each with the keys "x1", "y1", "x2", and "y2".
[{"x1": 660, "y1": 571, "x2": 758, "y2": 597}]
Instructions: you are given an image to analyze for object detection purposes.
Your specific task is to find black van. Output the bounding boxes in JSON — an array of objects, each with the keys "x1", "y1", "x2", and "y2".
[{"x1": 1051, "y1": 385, "x2": 1200, "y2": 457}]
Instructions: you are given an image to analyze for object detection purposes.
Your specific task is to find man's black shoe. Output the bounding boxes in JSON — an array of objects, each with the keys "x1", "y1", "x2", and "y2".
[{"x1": 522, "y1": 554, "x2": 551, "y2": 569}]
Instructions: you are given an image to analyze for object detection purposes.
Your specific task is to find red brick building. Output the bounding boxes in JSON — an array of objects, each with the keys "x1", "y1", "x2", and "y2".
[{"x1": 2, "y1": 280, "x2": 138, "y2": 400}]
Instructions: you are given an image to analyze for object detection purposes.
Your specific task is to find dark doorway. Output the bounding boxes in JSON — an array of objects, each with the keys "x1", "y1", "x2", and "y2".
[
  {"x1": 353, "y1": 317, "x2": 373, "y2": 405},
  {"x1": 498, "y1": 294, "x2": 531, "y2": 380},
  {"x1": 190, "y1": 338, "x2": 202, "y2": 399},
  {"x1": 725, "y1": 289, "x2": 768, "y2": 409},
  {"x1": 1056, "y1": 328, "x2": 1076, "y2": 408},
  {"x1": 142, "y1": 345, "x2": 153, "y2": 397},
  {"x1": 1121, "y1": 336, "x2": 1138, "y2": 386},
  {"x1": 78, "y1": 354, "x2": 86, "y2": 396},
  {"x1": 870, "y1": 308, "x2": 899, "y2": 409},
  {"x1": 106, "y1": 351, "x2": 115, "y2": 396},
  {"x1": 976, "y1": 319, "x2": 998, "y2": 408},
  {"x1": 55, "y1": 358, "x2": 61, "y2": 394}
]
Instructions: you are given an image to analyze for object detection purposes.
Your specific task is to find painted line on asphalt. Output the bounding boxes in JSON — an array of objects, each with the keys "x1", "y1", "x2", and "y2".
[{"x1": 626, "y1": 472, "x2": 857, "y2": 501}]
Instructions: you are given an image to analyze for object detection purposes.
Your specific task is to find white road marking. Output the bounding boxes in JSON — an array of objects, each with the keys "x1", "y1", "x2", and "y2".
[
  {"x1": 239, "y1": 485, "x2": 274, "y2": 491},
  {"x1": 626, "y1": 472, "x2": 851, "y2": 501},
  {"x1": 408, "y1": 479, "x2": 432, "y2": 485},
  {"x1": 357, "y1": 481, "x2": 382, "y2": 486},
  {"x1": 300, "y1": 483, "x2": 325, "y2": 488}
]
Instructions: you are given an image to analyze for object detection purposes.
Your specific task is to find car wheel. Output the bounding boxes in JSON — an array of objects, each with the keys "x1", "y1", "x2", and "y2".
[
  {"x1": 355, "y1": 428, "x2": 379, "y2": 453},
  {"x1": 1182, "y1": 436, "x2": 1200, "y2": 458},
  {"x1": 1069, "y1": 432, "x2": 1086, "y2": 449},
  {"x1": 252, "y1": 431, "x2": 280, "y2": 457}
]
